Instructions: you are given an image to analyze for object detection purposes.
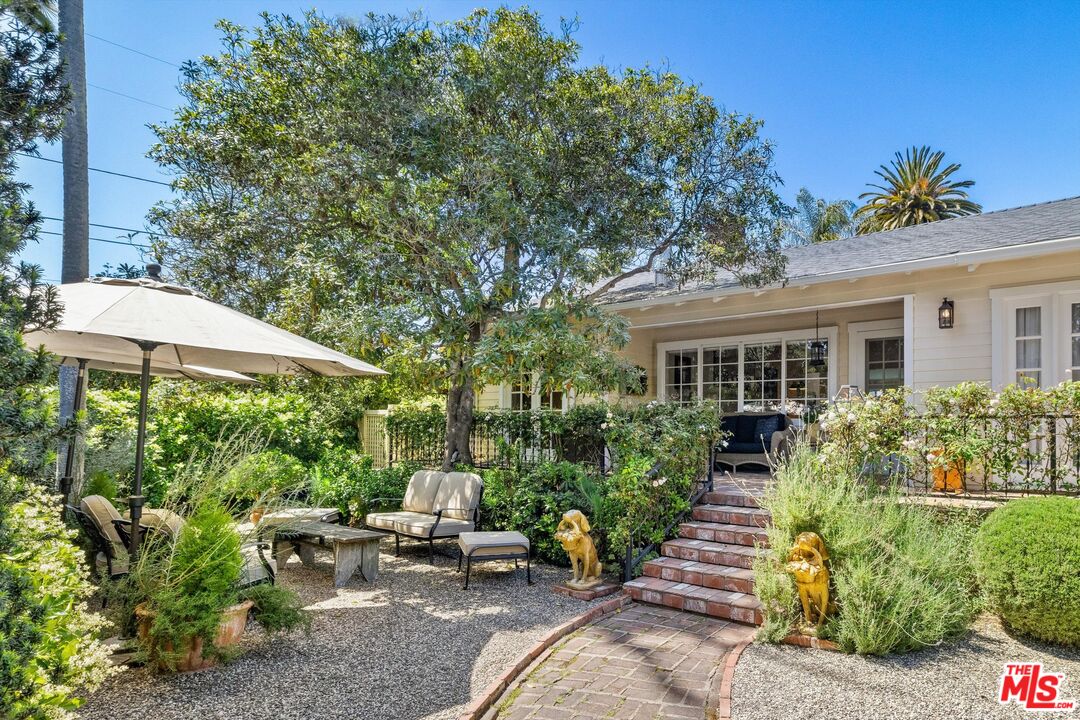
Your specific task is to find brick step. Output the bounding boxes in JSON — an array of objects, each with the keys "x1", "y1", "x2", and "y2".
[
  {"x1": 701, "y1": 490, "x2": 762, "y2": 508},
  {"x1": 678, "y1": 520, "x2": 768, "y2": 547},
  {"x1": 692, "y1": 504, "x2": 771, "y2": 527},
  {"x1": 642, "y1": 556, "x2": 756, "y2": 594},
  {"x1": 624, "y1": 577, "x2": 762, "y2": 625},
  {"x1": 661, "y1": 537, "x2": 762, "y2": 570}
]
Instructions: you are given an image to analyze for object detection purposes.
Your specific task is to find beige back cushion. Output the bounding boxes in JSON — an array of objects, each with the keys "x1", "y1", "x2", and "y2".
[
  {"x1": 402, "y1": 471, "x2": 447, "y2": 514},
  {"x1": 140, "y1": 508, "x2": 185, "y2": 539},
  {"x1": 433, "y1": 472, "x2": 483, "y2": 520},
  {"x1": 80, "y1": 495, "x2": 125, "y2": 555}
]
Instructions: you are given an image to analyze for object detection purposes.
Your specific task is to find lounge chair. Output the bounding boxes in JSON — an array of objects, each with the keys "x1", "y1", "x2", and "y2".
[
  {"x1": 74, "y1": 495, "x2": 274, "y2": 588},
  {"x1": 364, "y1": 470, "x2": 484, "y2": 563}
]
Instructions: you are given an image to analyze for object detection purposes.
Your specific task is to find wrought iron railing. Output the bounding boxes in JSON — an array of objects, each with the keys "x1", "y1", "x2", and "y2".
[{"x1": 849, "y1": 413, "x2": 1080, "y2": 496}]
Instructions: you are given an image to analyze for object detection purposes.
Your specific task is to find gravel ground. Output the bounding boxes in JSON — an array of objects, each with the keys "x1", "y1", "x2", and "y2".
[
  {"x1": 732, "y1": 615, "x2": 1080, "y2": 720},
  {"x1": 78, "y1": 544, "x2": 605, "y2": 720}
]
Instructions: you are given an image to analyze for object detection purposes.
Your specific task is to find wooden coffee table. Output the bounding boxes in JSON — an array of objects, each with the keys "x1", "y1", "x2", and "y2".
[{"x1": 273, "y1": 522, "x2": 388, "y2": 587}]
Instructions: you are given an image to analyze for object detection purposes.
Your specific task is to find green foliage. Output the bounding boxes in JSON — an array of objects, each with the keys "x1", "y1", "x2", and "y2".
[
  {"x1": 481, "y1": 461, "x2": 598, "y2": 565},
  {"x1": 142, "y1": 506, "x2": 244, "y2": 670},
  {"x1": 855, "y1": 146, "x2": 981, "y2": 233},
  {"x1": 82, "y1": 470, "x2": 119, "y2": 505},
  {"x1": 311, "y1": 451, "x2": 420, "y2": 523},
  {"x1": 149, "y1": 7, "x2": 786, "y2": 465},
  {"x1": 0, "y1": 481, "x2": 117, "y2": 718},
  {"x1": 756, "y1": 442, "x2": 979, "y2": 654},
  {"x1": 86, "y1": 383, "x2": 338, "y2": 505},
  {"x1": 973, "y1": 497, "x2": 1080, "y2": 646},
  {"x1": 221, "y1": 450, "x2": 309, "y2": 509},
  {"x1": 241, "y1": 583, "x2": 310, "y2": 635}
]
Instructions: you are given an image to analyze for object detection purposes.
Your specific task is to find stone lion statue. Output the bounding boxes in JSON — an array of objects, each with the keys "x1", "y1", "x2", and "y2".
[
  {"x1": 555, "y1": 510, "x2": 602, "y2": 589},
  {"x1": 785, "y1": 531, "x2": 830, "y2": 632}
]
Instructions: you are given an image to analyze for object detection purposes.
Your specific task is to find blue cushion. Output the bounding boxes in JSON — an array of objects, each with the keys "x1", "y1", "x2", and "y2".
[
  {"x1": 720, "y1": 415, "x2": 739, "y2": 439},
  {"x1": 735, "y1": 415, "x2": 759, "y2": 443},
  {"x1": 754, "y1": 415, "x2": 781, "y2": 445}
]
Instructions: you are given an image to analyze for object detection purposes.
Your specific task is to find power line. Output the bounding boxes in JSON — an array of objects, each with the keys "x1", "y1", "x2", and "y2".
[
  {"x1": 37, "y1": 230, "x2": 150, "y2": 250},
  {"x1": 86, "y1": 33, "x2": 182, "y2": 69},
  {"x1": 39, "y1": 215, "x2": 176, "y2": 239},
  {"x1": 16, "y1": 152, "x2": 173, "y2": 188},
  {"x1": 87, "y1": 83, "x2": 174, "y2": 112}
]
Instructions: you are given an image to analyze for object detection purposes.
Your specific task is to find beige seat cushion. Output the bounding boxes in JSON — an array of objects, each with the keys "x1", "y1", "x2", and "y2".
[
  {"x1": 365, "y1": 511, "x2": 419, "y2": 532},
  {"x1": 458, "y1": 531, "x2": 529, "y2": 558},
  {"x1": 402, "y1": 471, "x2": 447, "y2": 514},
  {"x1": 392, "y1": 513, "x2": 474, "y2": 538},
  {"x1": 131, "y1": 508, "x2": 184, "y2": 539},
  {"x1": 432, "y1": 472, "x2": 483, "y2": 520},
  {"x1": 80, "y1": 495, "x2": 126, "y2": 558}
]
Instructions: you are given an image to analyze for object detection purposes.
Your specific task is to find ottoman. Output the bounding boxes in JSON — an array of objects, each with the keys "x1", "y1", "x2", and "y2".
[{"x1": 457, "y1": 531, "x2": 532, "y2": 590}]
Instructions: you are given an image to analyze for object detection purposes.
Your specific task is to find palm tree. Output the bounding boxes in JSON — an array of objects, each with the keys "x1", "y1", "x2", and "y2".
[
  {"x1": 59, "y1": 0, "x2": 88, "y2": 284},
  {"x1": 854, "y1": 146, "x2": 981, "y2": 234},
  {"x1": 786, "y1": 188, "x2": 856, "y2": 245}
]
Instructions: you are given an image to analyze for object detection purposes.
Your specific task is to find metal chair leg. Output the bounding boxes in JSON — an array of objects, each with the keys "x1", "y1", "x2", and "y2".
[
  {"x1": 429, "y1": 538, "x2": 434, "y2": 565},
  {"x1": 457, "y1": 548, "x2": 462, "y2": 572},
  {"x1": 464, "y1": 556, "x2": 471, "y2": 590},
  {"x1": 526, "y1": 554, "x2": 532, "y2": 585},
  {"x1": 395, "y1": 534, "x2": 400, "y2": 556}
]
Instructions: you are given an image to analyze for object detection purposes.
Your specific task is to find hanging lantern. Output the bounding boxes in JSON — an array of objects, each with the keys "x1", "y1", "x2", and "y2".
[
  {"x1": 809, "y1": 311, "x2": 827, "y2": 368},
  {"x1": 938, "y1": 298, "x2": 955, "y2": 329}
]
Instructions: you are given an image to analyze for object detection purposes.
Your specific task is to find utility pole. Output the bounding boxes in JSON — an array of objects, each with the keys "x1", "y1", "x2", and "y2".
[{"x1": 58, "y1": 0, "x2": 89, "y2": 500}]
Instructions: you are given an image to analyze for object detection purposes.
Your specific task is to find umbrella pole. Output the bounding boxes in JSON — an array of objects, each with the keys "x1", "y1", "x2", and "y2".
[
  {"x1": 59, "y1": 358, "x2": 88, "y2": 516},
  {"x1": 128, "y1": 344, "x2": 157, "y2": 560}
]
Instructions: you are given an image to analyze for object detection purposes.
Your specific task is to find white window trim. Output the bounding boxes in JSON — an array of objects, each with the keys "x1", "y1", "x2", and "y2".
[
  {"x1": 498, "y1": 379, "x2": 573, "y2": 412},
  {"x1": 656, "y1": 326, "x2": 839, "y2": 409},
  {"x1": 990, "y1": 279, "x2": 1080, "y2": 389},
  {"x1": 848, "y1": 319, "x2": 904, "y2": 393}
]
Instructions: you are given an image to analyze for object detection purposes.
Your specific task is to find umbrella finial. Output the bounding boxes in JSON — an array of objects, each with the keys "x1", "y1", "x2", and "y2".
[{"x1": 145, "y1": 263, "x2": 163, "y2": 282}]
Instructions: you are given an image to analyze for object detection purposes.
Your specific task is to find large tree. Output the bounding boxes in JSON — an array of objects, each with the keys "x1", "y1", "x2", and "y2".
[
  {"x1": 854, "y1": 145, "x2": 981, "y2": 234},
  {"x1": 150, "y1": 9, "x2": 787, "y2": 468}
]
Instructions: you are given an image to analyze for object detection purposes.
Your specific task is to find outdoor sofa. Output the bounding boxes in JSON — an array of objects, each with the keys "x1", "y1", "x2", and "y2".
[
  {"x1": 715, "y1": 411, "x2": 795, "y2": 471},
  {"x1": 364, "y1": 470, "x2": 484, "y2": 563}
]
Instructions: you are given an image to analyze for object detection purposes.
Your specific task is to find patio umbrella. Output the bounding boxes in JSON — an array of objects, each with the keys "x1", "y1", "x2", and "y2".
[{"x1": 26, "y1": 265, "x2": 386, "y2": 557}]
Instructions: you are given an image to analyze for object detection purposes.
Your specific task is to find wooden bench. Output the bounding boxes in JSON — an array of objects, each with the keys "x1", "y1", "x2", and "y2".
[{"x1": 273, "y1": 522, "x2": 388, "y2": 587}]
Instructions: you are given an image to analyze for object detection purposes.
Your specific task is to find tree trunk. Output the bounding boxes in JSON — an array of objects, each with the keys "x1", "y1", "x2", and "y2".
[
  {"x1": 442, "y1": 323, "x2": 482, "y2": 470},
  {"x1": 442, "y1": 369, "x2": 475, "y2": 471},
  {"x1": 58, "y1": 0, "x2": 89, "y2": 492}
]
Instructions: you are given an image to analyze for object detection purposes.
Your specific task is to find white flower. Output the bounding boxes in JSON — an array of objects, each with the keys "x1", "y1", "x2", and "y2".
[
  {"x1": 600, "y1": 422, "x2": 608, "y2": 430},
  {"x1": 925, "y1": 453, "x2": 936, "y2": 462},
  {"x1": 720, "y1": 440, "x2": 729, "y2": 448},
  {"x1": 651, "y1": 478, "x2": 660, "y2": 488},
  {"x1": 657, "y1": 476, "x2": 667, "y2": 486},
  {"x1": 847, "y1": 413, "x2": 857, "y2": 422}
]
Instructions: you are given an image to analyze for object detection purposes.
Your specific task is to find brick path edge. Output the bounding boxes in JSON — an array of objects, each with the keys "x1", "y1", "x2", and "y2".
[
  {"x1": 457, "y1": 590, "x2": 632, "y2": 720},
  {"x1": 711, "y1": 631, "x2": 755, "y2": 720}
]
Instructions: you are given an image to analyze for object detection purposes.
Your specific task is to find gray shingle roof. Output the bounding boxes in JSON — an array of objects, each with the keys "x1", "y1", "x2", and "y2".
[{"x1": 600, "y1": 195, "x2": 1080, "y2": 304}]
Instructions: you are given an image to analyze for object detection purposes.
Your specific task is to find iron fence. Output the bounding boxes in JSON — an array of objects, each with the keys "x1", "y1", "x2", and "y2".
[
  {"x1": 863, "y1": 413, "x2": 1080, "y2": 496},
  {"x1": 386, "y1": 409, "x2": 608, "y2": 471}
]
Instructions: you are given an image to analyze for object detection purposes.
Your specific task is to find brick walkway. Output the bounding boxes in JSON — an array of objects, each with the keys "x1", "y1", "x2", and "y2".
[{"x1": 489, "y1": 603, "x2": 754, "y2": 720}]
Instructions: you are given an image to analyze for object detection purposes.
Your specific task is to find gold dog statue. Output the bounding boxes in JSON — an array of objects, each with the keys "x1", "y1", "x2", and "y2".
[
  {"x1": 555, "y1": 510, "x2": 603, "y2": 589},
  {"x1": 785, "y1": 531, "x2": 830, "y2": 634}
]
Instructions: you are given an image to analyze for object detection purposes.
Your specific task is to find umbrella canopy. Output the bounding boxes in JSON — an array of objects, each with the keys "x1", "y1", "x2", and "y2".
[
  {"x1": 59, "y1": 356, "x2": 258, "y2": 384},
  {"x1": 31, "y1": 269, "x2": 386, "y2": 558},
  {"x1": 27, "y1": 276, "x2": 386, "y2": 377}
]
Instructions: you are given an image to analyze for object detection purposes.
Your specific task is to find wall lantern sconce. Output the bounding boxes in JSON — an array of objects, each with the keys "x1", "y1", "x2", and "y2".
[{"x1": 938, "y1": 298, "x2": 955, "y2": 329}]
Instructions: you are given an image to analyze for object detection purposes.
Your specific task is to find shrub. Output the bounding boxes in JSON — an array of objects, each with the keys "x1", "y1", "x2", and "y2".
[
  {"x1": 973, "y1": 497, "x2": 1080, "y2": 645},
  {"x1": 221, "y1": 450, "x2": 309, "y2": 509},
  {"x1": 756, "y1": 442, "x2": 979, "y2": 654},
  {"x1": 480, "y1": 461, "x2": 596, "y2": 565},
  {"x1": 241, "y1": 583, "x2": 311, "y2": 634},
  {"x1": 0, "y1": 481, "x2": 118, "y2": 718},
  {"x1": 311, "y1": 450, "x2": 419, "y2": 523}
]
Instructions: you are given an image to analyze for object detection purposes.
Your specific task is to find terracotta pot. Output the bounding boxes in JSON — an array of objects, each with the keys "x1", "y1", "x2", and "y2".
[
  {"x1": 135, "y1": 599, "x2": 253, "y2": 672},
  {"x1": 250, "y1": 506, "x2": 266, "y2": 525}
]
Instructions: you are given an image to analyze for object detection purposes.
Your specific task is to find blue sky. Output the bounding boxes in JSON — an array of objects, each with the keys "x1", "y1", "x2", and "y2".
[{"x1": 17, "y1": 0, "x2": 1080, "y2": 282}]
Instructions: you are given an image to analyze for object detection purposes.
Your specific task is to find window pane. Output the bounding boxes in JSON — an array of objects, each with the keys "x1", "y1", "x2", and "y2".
[
  {"x1": 884, "y1": 338, "x2": 901, "y2": 362},
  {"x1": 1073, "y1": 303, "x2": 1080, "y2": 334},
  {"x1": 1016, "y1": 306, "x2": 1041, "y2": 337},
  {"x1": 745, "y1": 344, "x2": 762, "y2": 362},
  {"x1": 1016, "y1": 339, "x2": 1041, "y2": 369},
  {"x1": 703, "y1": 348, "x2": 720, "y2": 365},
  {"x1": 763, "y1": 381, "x2": 780, "y2": 401},
  {"x1": 721, "y1": 346, "x2": 738, "y2": 364},
  {"x1": 703, "y1": 365, "x2": 719, "y2": 383},
  {"x1": 720, "y1": 400, "x2": 738, "y2": 413},
  {"x1": 786, "y1": 359, "x2": 805, "y2": 379},
  {"x1": 745, "y1": 362, "x2": 762, "y2": 381},
  {"x1": 867, "y1": 339, "x2": 883, "y2": 362},
  {"x1": 1017, "y1": 370, "x2": 1041, "y2": 386},
  {"x1": 764, "y1": 343, "x2": 782, "y2": 362},
  {"x1": 1073, "y1": 337, "x2": 1080, "y2": 368},
  {"x1": 703, "y1": 383, "x2": 719, "y2": 401},
  {"x1": 786, "y1": 341, "x2": 806, "y2": 360},
  {"x1": 720, "y1": 365, "x2": 738, "y2": 382}
]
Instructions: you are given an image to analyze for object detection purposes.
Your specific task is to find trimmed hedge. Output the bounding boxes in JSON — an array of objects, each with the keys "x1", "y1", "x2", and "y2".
[{"x1": 973, "y1": 497, "x2": 1080, "y2": 645}]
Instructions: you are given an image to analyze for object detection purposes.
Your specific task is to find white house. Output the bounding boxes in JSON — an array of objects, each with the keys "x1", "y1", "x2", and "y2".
[{"x1": 480, "y1": 195, "x2": 1080, "y2": 410}]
